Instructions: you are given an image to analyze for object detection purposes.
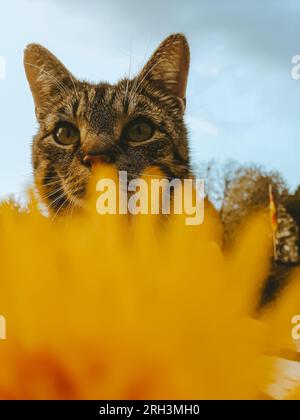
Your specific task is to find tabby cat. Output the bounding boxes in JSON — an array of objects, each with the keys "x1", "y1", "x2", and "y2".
[{"x1": 24, "y1": 34, "x2": 191, "y2": 215}]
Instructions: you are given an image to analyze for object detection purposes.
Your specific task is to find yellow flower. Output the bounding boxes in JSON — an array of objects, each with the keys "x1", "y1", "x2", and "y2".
[{"x1": 0, "y1": 167, "x2": 299, "y2": 399}]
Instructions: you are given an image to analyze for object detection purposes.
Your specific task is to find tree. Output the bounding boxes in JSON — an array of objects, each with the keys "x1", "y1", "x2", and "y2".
[
  {"x1": 195, "y1": 161, "x2": 299, "y2": 305},
  {"x1": 284, "y1": 185, "x2": 300, "y2": 251},
  {"x1": 221, "y1": 165, "x2": 289, "y2": 247},
  {"x1": 196, "y1": 159, "x2": 238, "y2": 209}
]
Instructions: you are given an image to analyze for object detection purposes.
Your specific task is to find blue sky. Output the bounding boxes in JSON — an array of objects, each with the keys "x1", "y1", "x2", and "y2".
[{"x1": 0, "y1": 0, "x2": 300, "y2": 200}]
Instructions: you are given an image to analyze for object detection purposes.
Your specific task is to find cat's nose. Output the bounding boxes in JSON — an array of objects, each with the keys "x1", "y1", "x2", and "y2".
[
  {"x1": 82, "y1": 134, "x2": 117, "y2": 168},
  {"x1": 83, "y1": 153, "x2": 112, "y2": 168}
]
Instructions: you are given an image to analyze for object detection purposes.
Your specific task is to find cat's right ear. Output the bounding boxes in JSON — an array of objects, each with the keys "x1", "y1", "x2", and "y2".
[
  {"x1": 137, "y1": 34, "x2": 190, "y2": 112},
  {"x1": 24, "y1": 44, "x2": 75, "y2": 116}
]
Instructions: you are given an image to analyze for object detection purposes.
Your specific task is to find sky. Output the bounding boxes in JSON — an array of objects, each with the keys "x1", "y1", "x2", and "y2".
[{"x1": 0, "y1": 0, "x2": 300, "y2": 200}]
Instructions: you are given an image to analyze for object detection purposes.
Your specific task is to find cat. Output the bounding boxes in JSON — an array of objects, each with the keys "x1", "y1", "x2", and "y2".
[
  {"x1": 25, "y1": 33, "x2": 296, "y2": 308},
  {"x1": 24, "y1": 34, "x2": 191, "y2": 215}
]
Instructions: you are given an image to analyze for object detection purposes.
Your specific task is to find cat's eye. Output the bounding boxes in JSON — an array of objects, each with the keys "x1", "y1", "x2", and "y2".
[
  {"x1": 125, "y1": 119, "x2": 155, "y2": 143},
  {"x1": 53, "y1": 122, "x2": 80, "y2": 146}
]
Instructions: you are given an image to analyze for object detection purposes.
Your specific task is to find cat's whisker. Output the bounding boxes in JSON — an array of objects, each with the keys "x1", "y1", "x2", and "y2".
[
  {"x1": 68, "y1": 73, "x2": 80, "y2": 103},
  {"x1": 44, "y1": 185, "x2": 75, "y2": 203},
  {"x1": 123, "y1": 49, "x2": 133, "y2": 107},
  {"x1": 51, "y1": 198, "x2": 69, "y2": 222},
  {"x1": 126, "y1": 40, "x2": 153, "y2": 107},
  {"x1": 61, "y1": 195, "x2": 77, "y2": 220},
  {"x1": 128, "y1": 60, "x2": 161, "y2": 108},
  {"x1": 124, "y1": 40, "x2": 150, "y2": 107},
  {"x1": 24, "y1": 62, "x2": 75, "y2": 102},
  {"x1": 51, "y1": 177, "x2": 85, "y2": 216},
  {"x1": 40, "y1": 186, "x2": 66, "y2": 202},
  {"x1": 41, "y1": 178, "x2": 69, "y2": 188},
  {"x1": 41, "y1": 167, "x2": 79, "y2": 188},
  {"x1": 44, "y1": 188, "x2": 68, "y2": 207},
  {"x1": 50, "y1": 188, "x2": 77, "y2": 220},
  {"x1": 127, "y1": 72, "x2": 140, "y2": 109},
  {"x1": 39, "y1": 175, "x2": 60, "y2": 185},
  {"x1": 51, "y1": 184, "x2": 82, "y2": 221},
  {"x1": 65, "y1": 199, "x2": 77, "y2": 219},
  {"x1": 135, "y1": 62, "x2": 160, "y2": 98},
  {"x1": 133, "y1": 54, "x2": 159, "y2": 93}
]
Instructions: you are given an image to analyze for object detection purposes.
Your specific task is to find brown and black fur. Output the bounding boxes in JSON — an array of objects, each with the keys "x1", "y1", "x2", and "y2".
[{"x1": 24, "y1": 34, "x2": 191, "y2": 215}]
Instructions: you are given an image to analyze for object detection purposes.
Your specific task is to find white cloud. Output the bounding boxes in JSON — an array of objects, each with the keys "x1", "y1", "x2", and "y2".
[
  {"x1": 196, "y1": 65, "x2": 221, "y2": 77},
  {"x1": 0, "y1": 0, "x2": 299, "y2": 198},
  {"x1": 187, "y1": 114, "x2": 219, "y2": 138}
]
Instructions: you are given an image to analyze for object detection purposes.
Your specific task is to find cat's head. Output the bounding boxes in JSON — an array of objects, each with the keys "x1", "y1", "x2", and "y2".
[{"x1": 24, "y1": 34, "x2": 191, "y2": 215}]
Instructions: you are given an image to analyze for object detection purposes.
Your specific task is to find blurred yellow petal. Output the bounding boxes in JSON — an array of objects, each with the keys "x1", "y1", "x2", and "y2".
[{"x1": 0, "y1": 183, "x2": 299, "y2": 400}]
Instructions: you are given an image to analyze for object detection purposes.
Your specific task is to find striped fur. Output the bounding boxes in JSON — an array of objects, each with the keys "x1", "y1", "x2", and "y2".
[{"x1": 24, "y1": 34, "x2": 191, "y2": 215}]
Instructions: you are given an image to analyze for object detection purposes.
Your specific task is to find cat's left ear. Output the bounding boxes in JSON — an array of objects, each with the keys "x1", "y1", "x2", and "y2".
[
  {"x1": 24, "y1": 44, "x2": 75, "y2": 116},
  {"x1": 138, "y1": 34, "x2": 190, "y2": 111}
]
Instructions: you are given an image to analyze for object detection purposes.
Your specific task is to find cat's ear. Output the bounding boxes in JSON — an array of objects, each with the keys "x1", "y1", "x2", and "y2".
[
  {"x1": 138, "y1": 34, "x2": 190, "y2": 110},
  {"x1": 24, "y1": 44, "x2": 75, "y2": 113}
]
